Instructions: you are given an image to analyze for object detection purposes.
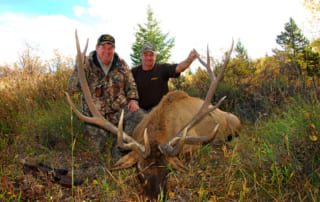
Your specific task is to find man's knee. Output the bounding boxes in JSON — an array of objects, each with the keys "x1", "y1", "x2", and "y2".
[
  {"x1": 84, "y1": 124, "x2": 108, "y2": 137},
  {"x1": 124, "y1": 109, "x2": 145, "y2": 135},
  {"x1": 84, "y1": 124, "x2": 110, "y2": 152}
]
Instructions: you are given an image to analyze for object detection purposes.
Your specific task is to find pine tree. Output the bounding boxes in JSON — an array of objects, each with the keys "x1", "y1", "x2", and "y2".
[
  {"x1": 276, "y1": 18, "x2": 309, "y2": 56},
  {"x1": 235, "y1": 40, "x2": 249, "y2": 60},
  {"x1": 130, "y1": 6, "x2": 175, "y2": 66},
  {"x1": 276, "y1": 18, "x2": 310, "y2": 76},
  {"x1": 304, "y1": 47, "x2": 320, "y2": 78},
  {"x1": 227, "y1": 40, "x2": 254, "y2": 85}
]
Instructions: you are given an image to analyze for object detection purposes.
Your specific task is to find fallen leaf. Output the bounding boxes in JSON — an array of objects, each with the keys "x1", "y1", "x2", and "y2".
[
  {"x1": 222, "y1": 145, "x2": 228, "y2": 158},
  {"x1": 309, "y1": 135, "x2": 318, "y2": 142},
  {"x1": 209, "y1": 194, "x2": 217, "y2": 202},
  {"x1": 168, "y1": 191, "x2": 175, "y2": 198}
]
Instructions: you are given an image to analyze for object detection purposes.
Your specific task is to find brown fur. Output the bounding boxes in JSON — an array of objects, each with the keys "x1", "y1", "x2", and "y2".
[
  {"x1": 132, "y1": 90, "x2": 240, "y2": 146},
  {"x1": 112, "y1": 90, "x2": 241, "y2": 199}
]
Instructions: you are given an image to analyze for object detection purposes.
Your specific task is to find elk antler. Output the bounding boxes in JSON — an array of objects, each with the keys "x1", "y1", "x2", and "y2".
[
  {"x1": 197, "y1": 45, "x2": 214, "y2": 79},
  {"x1": 160, "y1": 41, "x2": 234, "y2": 156},
  {"x1": 117, "y1": 110, "x2": 151, "y2": 158},
  {"x1": 65, "y1": 30, "x2": 150, "y2": 157}
]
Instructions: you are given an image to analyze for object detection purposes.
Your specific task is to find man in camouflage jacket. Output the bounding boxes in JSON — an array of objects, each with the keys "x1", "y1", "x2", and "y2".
[{"x1": 68, "y1": 34, "x2": 142, "y2": 156}]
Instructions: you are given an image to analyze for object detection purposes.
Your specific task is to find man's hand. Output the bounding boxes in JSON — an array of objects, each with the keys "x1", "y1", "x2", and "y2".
[
  {"x1": 187, "y1": 49, "x2": 198, "y2": 62},
  {"x1": 176, "y1": 49, "x2": 199, "y2": 73},
  {"x1": 128, "y1": 100, "x2": 140, "y2": 112}
]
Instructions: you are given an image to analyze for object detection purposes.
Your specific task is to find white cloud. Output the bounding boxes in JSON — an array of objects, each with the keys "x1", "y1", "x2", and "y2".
[
  {"x1": 81, "y1": 0, "x2": 312, "y2": 62},
  {"x1": 73, "y1": 6, "x2": 86, "y2": 17},
  {"x1": 0, "y1": 13, "x2": 80, "y2": 65},
  {"x1": 0, "y1": 0, "x2": 314, "y2": 68}
]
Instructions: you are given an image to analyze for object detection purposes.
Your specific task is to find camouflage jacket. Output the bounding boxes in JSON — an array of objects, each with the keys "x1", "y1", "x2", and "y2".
[{"x1": 68, "y1": 51, "x2": 139, "y2": 124}]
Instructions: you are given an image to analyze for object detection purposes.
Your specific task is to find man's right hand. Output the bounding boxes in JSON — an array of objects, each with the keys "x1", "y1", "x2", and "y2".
[{"x1": 128, "y1": 100, "x2": 140, "y2": 112}]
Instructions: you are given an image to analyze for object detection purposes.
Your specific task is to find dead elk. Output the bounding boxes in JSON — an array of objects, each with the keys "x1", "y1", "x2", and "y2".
[{"x1": 65, "y1": 30, "x2": 240, "y2": 200}]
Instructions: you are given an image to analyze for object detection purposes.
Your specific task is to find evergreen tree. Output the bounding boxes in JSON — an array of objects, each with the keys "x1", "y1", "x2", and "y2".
[
  {"x1": 235, "y1": 40, "x2": 249, "y2": 60},
  {"x1": 227, "y1": 40, "x2": 254, "y2": 85},
  {"x1": 130, "y1": 6, "x2": 175, "y2": 66},
  {"x1": 302, "y1": 46, "x2": 320, "y2": 95},
  {"x1": 304, "y1": 47, "x2": 320, "y2": 75},
  {"x1": 276, "y1": 18, "x2": 310, "y2": 76},
  {"x1": 276, "y1": 18, "x2": 309, "y2": 56}
]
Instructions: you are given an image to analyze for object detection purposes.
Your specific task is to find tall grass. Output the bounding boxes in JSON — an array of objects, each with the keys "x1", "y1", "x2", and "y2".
[
  {"x1": 236, "y1": 97, "x2": 320, "y2": 201},
  {"x1": 0, "y1": 70, "x2": 69, "y2": 129},
  {"x1": 0, "y1": 69, "x2": 84, "y2": 150},
  {"x1": 0, "y1": 68, "x2": 86, "y2": 201},
  {"x1": 1, "y1": 65, "x2": 319, "y2": 201},
  {"x1": 165, "y1": 97, "x2": 319, "y2": 201}
]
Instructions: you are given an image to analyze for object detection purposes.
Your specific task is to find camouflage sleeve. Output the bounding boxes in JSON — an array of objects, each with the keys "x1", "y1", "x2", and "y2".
[
  {"x1": 122, "y1": 63, "x2": 139, "y2": 101},
  {"x1": 67, "y1": 65, "x2": 81, "y2": 94}
]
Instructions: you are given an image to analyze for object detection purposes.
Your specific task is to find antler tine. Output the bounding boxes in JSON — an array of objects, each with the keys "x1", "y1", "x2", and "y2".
[
  {"x1": 203, "y1": 40, "x2": 234, "y2": 108},
  {"x1": 196, "y1": 56, "x2": 207, "y2": 69},
  {"x1": 75, "y1": 30, "x2": 102, "y2": 118},
  {"x1": 159, "y1": 127, "x2": 188, "y2": 156},
  {"x1": 181, "y1": 40, "x2": 233, "y2": 133},
  {"x1": 163, "y1": 41, "x2": 234, "y2": 155},
  {"x1": 196, "y1": 45, "x2": 215, "y2": 80},
  {"x1": 206, "y1": 45, "x2": 214, "y2": 79},
  {"x1": 160, "y1": 125, "x2": 220, "y2": 156},
  {"x1": 117, "y1": 110, "x2": 151, "y2": 158},
  {"x1": 197, "y1": 49, "x2": 211, "y2": 79},
  {"x1": 170, "y1": 124, "x2": 220, "y2": 146},
  {"x1": 142, "y1": 129, "x2": 151, "y2": 158},
  {"x1": 165, "y1": 97, "x2": 224, "y2": 148},
  {"x1": 66, "y1": 30, "x2": 142, "y2": 148}
]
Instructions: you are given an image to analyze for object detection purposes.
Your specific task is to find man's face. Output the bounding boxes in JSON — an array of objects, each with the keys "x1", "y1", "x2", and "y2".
[
  {"x1": 96, "y1": 43, "x2": 115, "y2": 65},
  {"x1": 142, "y1": 51, "x2": 156, "y2": 70}
]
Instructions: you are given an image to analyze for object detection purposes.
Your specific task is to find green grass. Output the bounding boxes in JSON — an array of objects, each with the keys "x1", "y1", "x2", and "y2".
[
  {"x1": 0, "y1": 67, "x2": 319, "y2": 201},
  {"x1": 235, "y1": 97, "x2": 320, "y2": 201},
  {"x1": 18, "y1": 99, "x2": 84, "y2": 148}
]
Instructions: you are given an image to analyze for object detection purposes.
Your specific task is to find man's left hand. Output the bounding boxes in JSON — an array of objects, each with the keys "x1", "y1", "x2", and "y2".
[
  {"x1": 128, "y1": 100, "x2": 140, "y2": 112},
  {"x1": 188, "y1": 49, "x2": 199, "y2": 62}
]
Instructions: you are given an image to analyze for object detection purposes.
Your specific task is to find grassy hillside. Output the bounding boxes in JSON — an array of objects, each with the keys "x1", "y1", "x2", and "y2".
[{"x1": 0, "y1": 68, "x2": 319, "y2": 201}]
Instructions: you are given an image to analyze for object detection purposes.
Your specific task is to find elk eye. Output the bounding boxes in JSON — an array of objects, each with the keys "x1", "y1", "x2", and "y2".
[{"x1": 138, "y1": 173, "x2": 145, "y2": 182}]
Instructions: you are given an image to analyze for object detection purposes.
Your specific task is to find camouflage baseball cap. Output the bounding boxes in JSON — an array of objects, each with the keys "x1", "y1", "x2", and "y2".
[
  {"x1": 141, "y1": 42, "x2": 156, "y2": 53},
  {"x1": 97, "y1": 34, "x2": 115, "y2": 46}
]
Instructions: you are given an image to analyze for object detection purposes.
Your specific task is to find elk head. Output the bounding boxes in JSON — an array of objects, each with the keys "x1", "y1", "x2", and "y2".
[{"x1": 65, "y1": 30, "x2": 234, "y2": 200}]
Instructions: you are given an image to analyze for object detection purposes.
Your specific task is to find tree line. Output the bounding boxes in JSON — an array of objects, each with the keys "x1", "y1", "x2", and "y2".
[{"x1": 0, "y1": 6, "x2": 319, "y2": 123}]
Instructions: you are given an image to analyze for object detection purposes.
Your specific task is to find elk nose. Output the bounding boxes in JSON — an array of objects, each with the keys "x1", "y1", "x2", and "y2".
[{"x1": 227, "y1": 135, "x2": 233, "y2": 142}]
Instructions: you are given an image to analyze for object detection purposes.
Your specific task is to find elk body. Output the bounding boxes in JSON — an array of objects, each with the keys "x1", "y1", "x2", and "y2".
[
  {"x1": 66, "y1": 31, "x2": 240, "y2": 200},
  {"x1": 131, "y1": 90, "x2": 240, "y2": 153}
]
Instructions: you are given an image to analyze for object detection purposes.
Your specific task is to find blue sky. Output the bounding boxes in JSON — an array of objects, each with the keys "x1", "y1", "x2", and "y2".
[
  {"x1": 0, "y1": 0, "x2": 88, "y2": 17},
  {"x1": 0, "y1": 0, "x2": 315, "y2": 68}
]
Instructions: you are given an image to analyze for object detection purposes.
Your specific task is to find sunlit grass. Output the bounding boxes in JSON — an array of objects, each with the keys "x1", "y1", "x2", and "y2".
[{"x1": 0, "y1": 66, "x2": 319, "y2": 201}]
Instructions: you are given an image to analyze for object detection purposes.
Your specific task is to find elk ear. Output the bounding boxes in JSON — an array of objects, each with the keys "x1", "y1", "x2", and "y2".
[
  {"x1": 111, "y1": 151, "x2": 139, "y2": 170},
  {"x1": 165, "y1": 157, "x2": 188, "y2": 172}
]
